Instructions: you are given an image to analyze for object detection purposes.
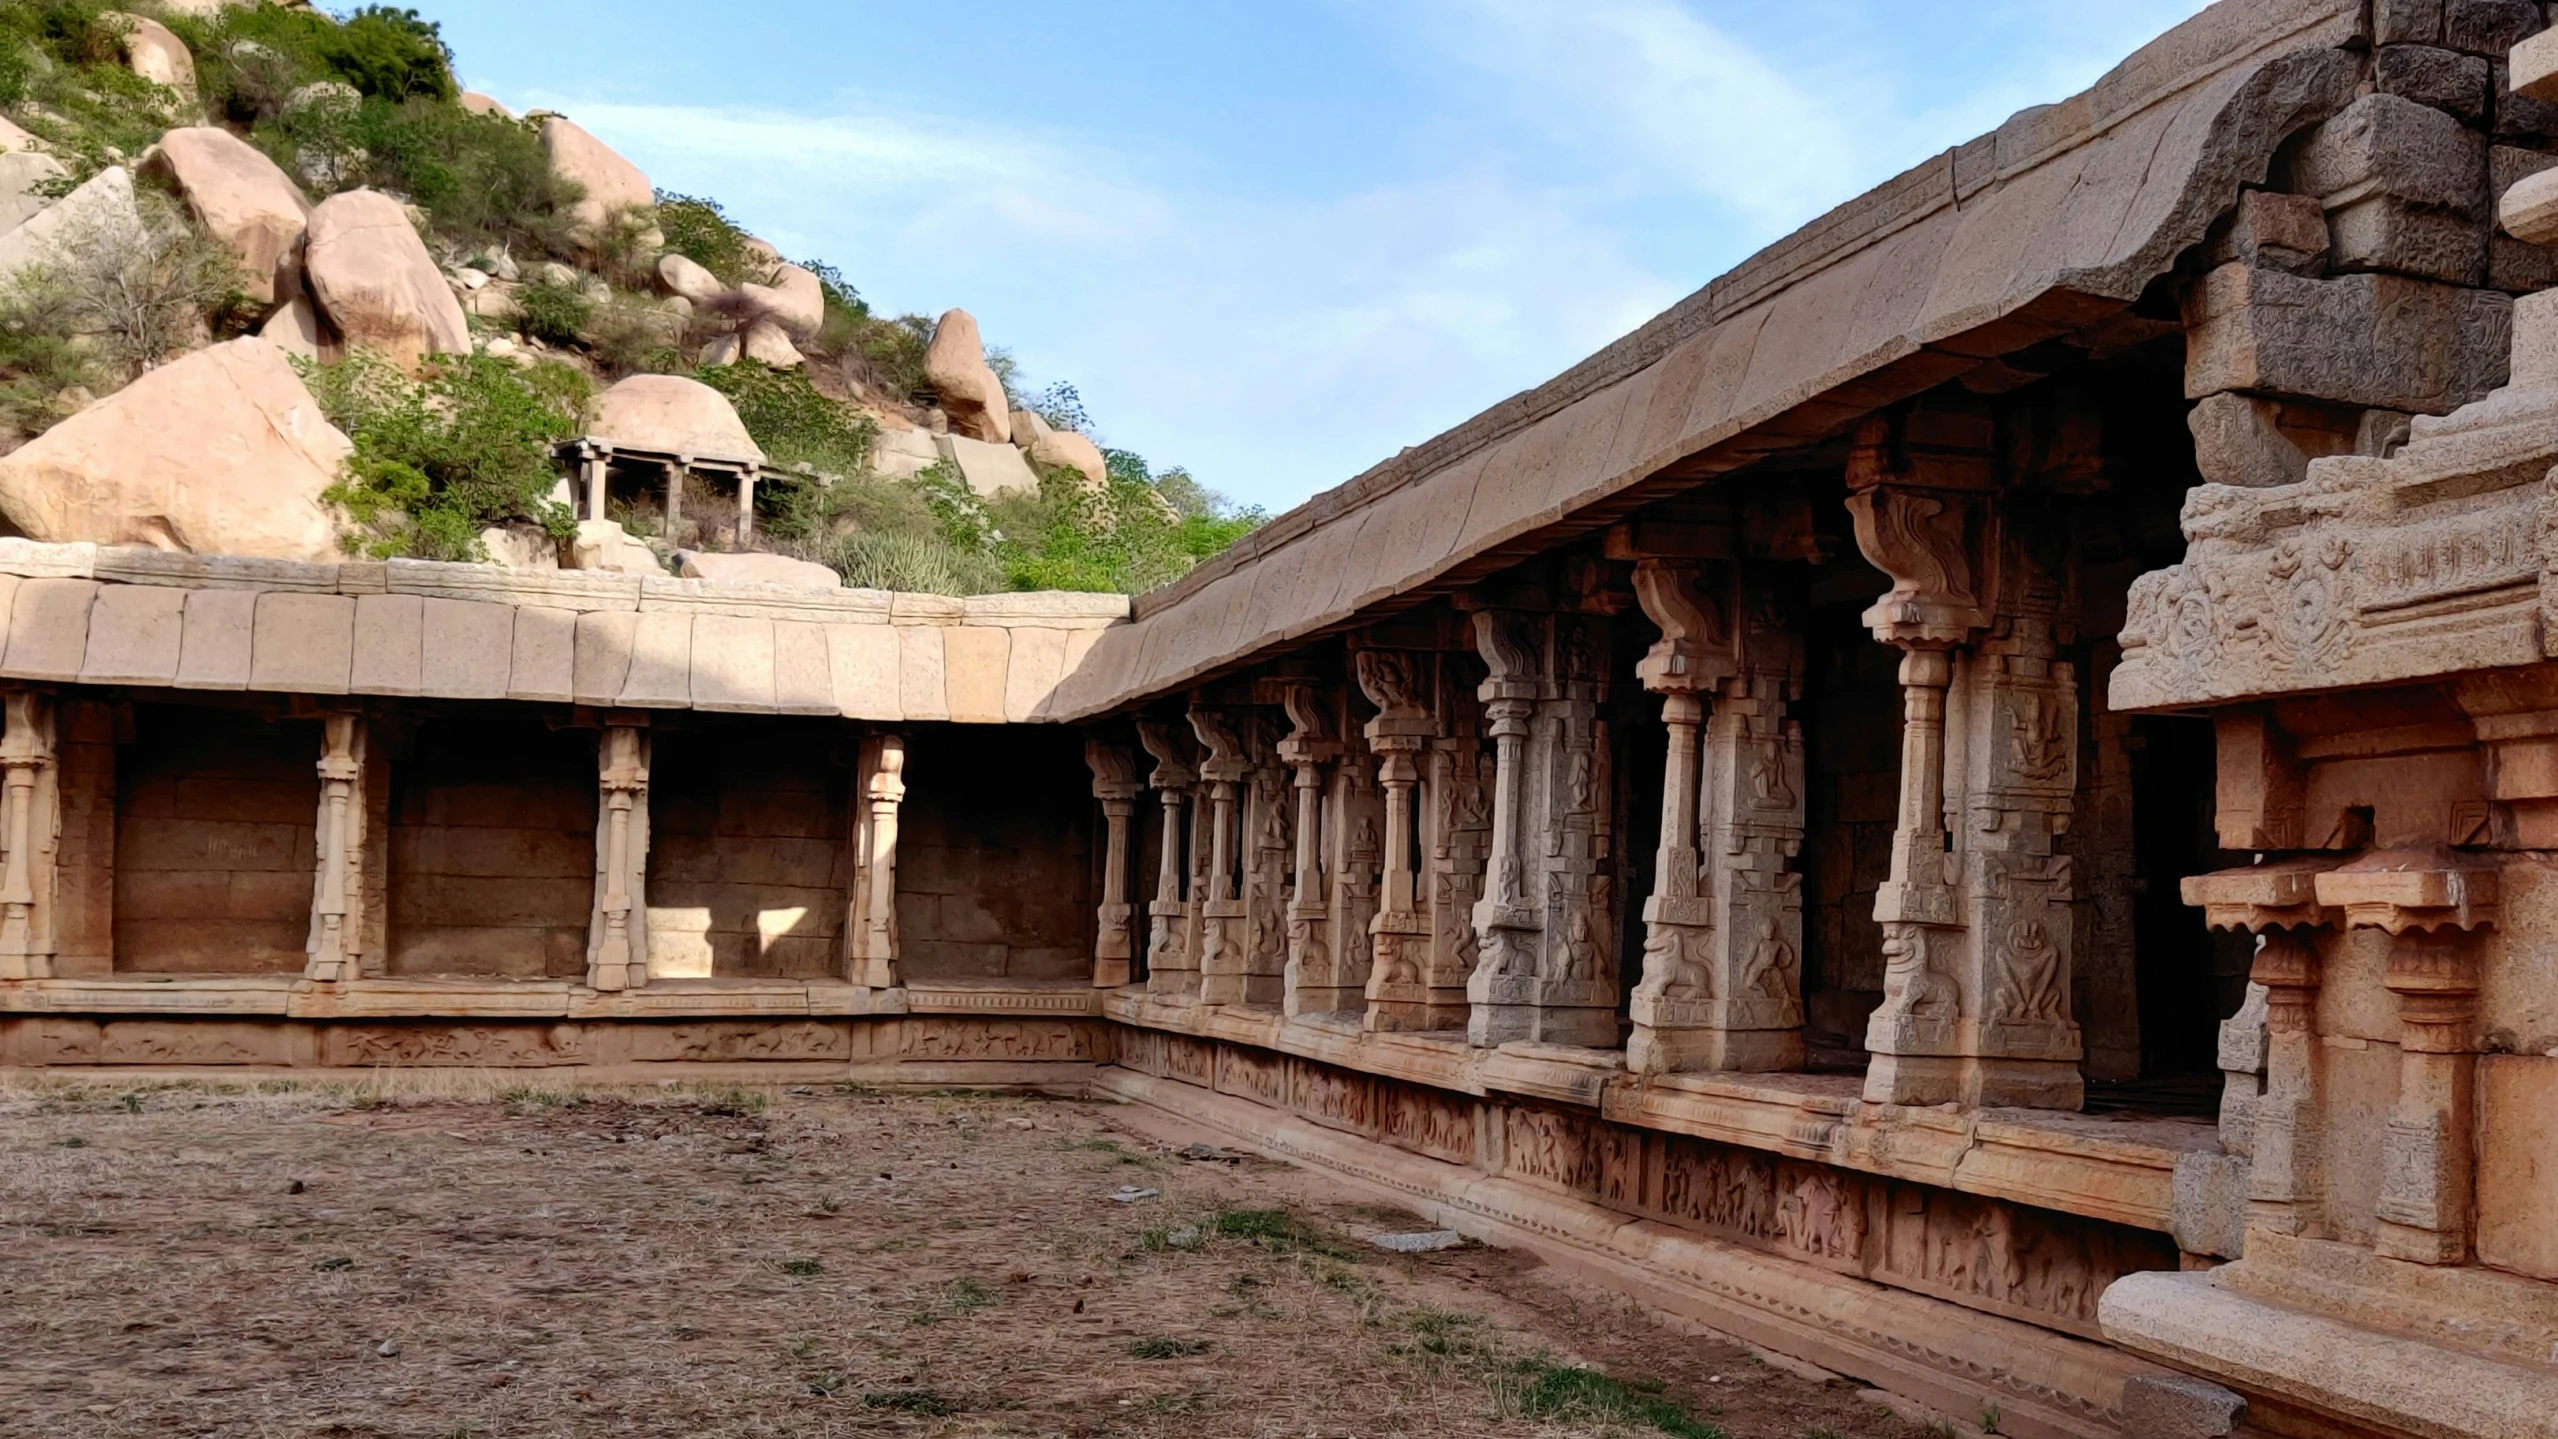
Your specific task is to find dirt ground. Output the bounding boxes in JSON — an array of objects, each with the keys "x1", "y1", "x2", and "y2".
[{"x1": 0, "y1": 1076, "x2": 1947, "y2": 1439}]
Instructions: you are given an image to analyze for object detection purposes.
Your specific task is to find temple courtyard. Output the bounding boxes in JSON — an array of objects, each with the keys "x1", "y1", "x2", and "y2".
[{"x1": 0, "y1": 1080, "x2": 1939, "y2": 1439}]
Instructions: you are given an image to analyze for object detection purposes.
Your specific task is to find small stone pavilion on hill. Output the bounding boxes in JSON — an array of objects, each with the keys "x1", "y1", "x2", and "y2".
[{"x1": 2, "y1": 4, "x2": 2555, "y2": 1437}]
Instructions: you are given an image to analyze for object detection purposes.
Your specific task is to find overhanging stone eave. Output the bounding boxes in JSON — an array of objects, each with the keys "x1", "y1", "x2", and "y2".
[
  {"x1": 1036, "y1": 295, "x2": 2148, "y2": 723},
  {"x1": 1047, "y1": 15, "x2": 2368, "y2": 721}
]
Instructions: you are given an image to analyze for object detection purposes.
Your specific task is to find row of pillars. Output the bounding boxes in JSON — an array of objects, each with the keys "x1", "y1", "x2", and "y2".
[
  {"x1": 568, "y1": 441, "x2": 763, "y2": 546},
  {"x1": 1084, "y1": 409, "x2": 2099, "y2": 1109},
  {"x1": 0, "y1": 693, "x2": 909, "y2": 993}
]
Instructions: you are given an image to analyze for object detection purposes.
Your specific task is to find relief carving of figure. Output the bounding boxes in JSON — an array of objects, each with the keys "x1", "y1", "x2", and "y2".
[
  {"x1": 1878, "y1": 927, "x2": 1954, "y2": 1016},
  {"x1": 2005, "y1": 691, "x2": 2069, "y2": 783},
  {"x1": 1565, "y1": 747, "x2": 1595, "y2": 815},
  {"x1": 1289, "y1": 916, "x2": 1328, "y2": 971},
  {"x1": 1375, "y1": 932, "x2": 1422, "y2": 985},
  {"x1": 1640, "y1": 924, "x2": 1708, "y2": 998},
  {"x1": 1992, "y1": 918, "x2": 2066, "y2": 1022},
  {"x1": 1747, "y1": 745, "x2": 1795, "y2": 811},
  {"x1": 1557, "y1": 910, "x2": 1599, "y2": 981},
  {"x1": 1739, "y1": 917, "x2": 1794, "y2": 999}
]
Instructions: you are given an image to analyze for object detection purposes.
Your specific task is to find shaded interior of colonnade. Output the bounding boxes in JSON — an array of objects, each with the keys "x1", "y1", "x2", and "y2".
[{"x1": 1101, "y1": 335, "x2": 2253, "y2": 1109}]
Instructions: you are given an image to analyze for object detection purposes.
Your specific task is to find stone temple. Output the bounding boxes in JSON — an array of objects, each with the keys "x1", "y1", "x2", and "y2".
[{"x1": 6, "y1": 2, "x2": 2558, "y2": 1435}]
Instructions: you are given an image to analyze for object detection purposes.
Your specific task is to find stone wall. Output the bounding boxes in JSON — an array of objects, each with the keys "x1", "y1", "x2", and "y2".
[
  {"x1": 646, "y1": 719, "x2": 853, "y2": 979},
  {"x1": 113, "y1": 702, "x2": 318, "y2": 974},
  {"x1": 387, "y1": 713, "x2": 596, "y2": 979},
  {"x1": 897, "y1": 725, "x2": 1094, "y2": 982}
]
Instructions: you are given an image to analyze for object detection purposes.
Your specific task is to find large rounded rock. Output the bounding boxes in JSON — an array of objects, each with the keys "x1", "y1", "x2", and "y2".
[
  {"x1": 0, "y1": 167, "x2": 141, "y2": 282},
  {"x1": 106, "y1": 14, "x2": 194, "y2": 96},
  {"x1": 458, "y1": 91, "x2": 512, "y2": 119},
  {"x1": 538, "y1": 116, "x2": 652, "y2": 237},
  {"x1": 583, "y1": 374, "x2": 764, "y2": 463},
  {"x1": 740, "y1": 317, "x2": 803, "y2": 368},
  {"x1": 141, "y1": 127, "x2": 310, "y2": 307},
  {"x1": 304, "y1": 189, "x2": 469, "y2": 371},
  {"x1": 739, "y1": 263, "x2": 824, "y2": 342},
  {"x1": 0, "y1": 149, "x2": 65, "y2": 236},
  {"x1": 0, "y1": 337, "x2": 348, "y2": 560},
  {"x1": 657, "y1": 251, "x2": 725, "y2": 305},
  {"x1": 922, "y1": 308, "x2": 1010, "y2": 444}
]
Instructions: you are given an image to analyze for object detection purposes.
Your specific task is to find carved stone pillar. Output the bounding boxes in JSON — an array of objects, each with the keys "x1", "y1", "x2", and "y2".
[
  {"x1": 1627, "y1": 561, "x2": 1807, "y2": 1073},
  {"x1": 1326, "y1": 717, "x2": 1383, "y2": 1019},
  {"x1": 303, "y1": 711, "x2": 369, "y2": 984},
  {"x1": 1189, "y1": 706, "x2": 1260, "y2": 1006},
  {"x1": 2316, "y1": 852, "x2": 2496, "y2": 1265},
  {"x1": 0, "y1": 689, "x2": 59, "y2": 981},
  {"x1": 1136, "y1": 721, "x2": 1199, "y2": 1001},
  {"x1": 2186, "y1": 859, "x2": 2338, "y2": 1240},
  {"x1": 587, "y1": 717, "x2": 652, "y2": 992},
  {"x1": 1422, "y1": 698, "x2": 1491, "y2": 1030},
  {"x1": 1850, "y1": 419, "x2": 2084, "y2": 1109},
  {"x1": 846, "y1": 734, "x2": 906, "y2": 990},
  {"x1": 1273, "y1": 683, "x2": 1353, "y2": 1016},
  {"x1": 1357, "y1": 649, "x2": 1437, "y2": 1029},
  {"x1": 1086, "y1": 741, "x2": 1141, "y2": 989},
  {"x1": 1464, "y1": 605, "x2": 1616, "y2": 1049},
  {"x1": 1465, "y1": 609, "x2": 1544, "y2": 1045}
]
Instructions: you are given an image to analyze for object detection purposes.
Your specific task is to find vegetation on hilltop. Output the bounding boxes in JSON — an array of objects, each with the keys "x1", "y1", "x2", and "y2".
[{"x1": 0, "y1": 1, "x2": 1259, "y2": 593}]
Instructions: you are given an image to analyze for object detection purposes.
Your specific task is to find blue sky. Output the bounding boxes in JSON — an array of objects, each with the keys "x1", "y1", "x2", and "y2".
[{"x1": 419, "y1": 0, "x2": 2216, "y2": 513}]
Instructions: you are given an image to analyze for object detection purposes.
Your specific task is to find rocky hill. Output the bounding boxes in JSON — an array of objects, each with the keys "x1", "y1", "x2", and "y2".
[{"x1": 0, "y1": 0, "x2": 1258, "y2": 595}]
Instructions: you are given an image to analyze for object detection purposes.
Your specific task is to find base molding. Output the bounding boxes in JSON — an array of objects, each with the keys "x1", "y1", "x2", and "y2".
[
  {"x1": 2100, "y1": 1269, "x2": 2558, "y2": 1439},
  {"x1": 1096, "y1": 1066, "x2": 2163, "y2": 1439}
]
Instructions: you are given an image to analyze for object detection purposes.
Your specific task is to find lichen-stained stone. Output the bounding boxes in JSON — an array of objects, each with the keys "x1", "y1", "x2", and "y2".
[
  {"x1": 2183, "y1": 264, "x2": 2512, "y2": 413},
  {"x1": 506, "y1": 605, "x2": 576, "y2": 703},
  {"x1": 2, "y1": 578, "x2": 96, "y2": 681},
  {"x1": 420, "y1": 597, "x2": 513, "y2": 699},
  {"x1": 688, "y1": 614, "x2": 776, "y2": 713},
  {"x1": 571, "y1": 610, "x2": 637, "y2": 704},
  {"x1": 78, "y1": 584, "x2": 185, "y2": 685},
  {"x1": 827, "y1": 623, "x2": 898, "y2": 720},
  {"x1": 350, "y1": 593, "x2": 424, "y2": 696},
  {"x1": 940, "y1": 625, "x2": 1009, "y2": 724},
  {"x1": 1002, "y1": 627, "x2": 1068, "y2": 723},
  {"x1": 619, "y1": 611, "x2": 694, "y2": 707},
  {"x1": 174, "y1": 588, "x2": 257, "y2": 689},
  {"x1": 897, "y1": 625, "x2": 948, "y2": 721},
  {"x1": 247, "y1": 591, "x2": 354, "y2": 694},
  {"x1": 771, "y1": 621, "x2": 834, "y2": 715}
]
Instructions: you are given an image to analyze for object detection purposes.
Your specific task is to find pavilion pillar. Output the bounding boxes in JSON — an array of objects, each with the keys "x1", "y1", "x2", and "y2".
[
  {"x1": 1627, "y1": 561, "x2": 1808, "y2": 1073},
  {"x1": 1850, "y1": 410, "x2": 2084, "y2": 1109},
  {"x1": 1357, "y1": 650, "x2": 1439, "y2": 1029},
  {"x1": 846, "y1": 734, "x2": 906, "y2": 990},
  {"x1": 737, "y1": 464, "x2": 759, "y2": 544},
  {"x1": 303, "y1": 710, "x2": 369, "y2": 984},
  {"x1": 1274, "y1": 682, "x2": 1355, "y2": 1016},
  {"x1": 1137, "y1": 720, "x2": 1202, "y2": 1002},
  {"x1": 1086, "y1": 740, "x2": 1142, "y2": 989},
  {"x1": 587, "y1": 717, "x2": 653, "y2": 992},
  {"x1": 1189, "y1": 706, "x2": 1253, "y2": 1005},
  {"x1": 2186, "y1": 860, "x2": 2340, "y2": 1241},
  {"x1": 0, "y1": 689, "x2": 60, "y2": 981}
]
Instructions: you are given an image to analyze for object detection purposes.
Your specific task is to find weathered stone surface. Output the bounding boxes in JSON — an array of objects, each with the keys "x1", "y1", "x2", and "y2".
[
  {"x1": 656, "y1": 251, "x2": 724, "y2": 305},
  {"x1": 739, "y1": 263, "x2": 823, "y2": 342},
  {"x1": 0, "y1": 166, "x2": 139, "y2": 281},
  {"x1": 2517, "y1": 26, "x2": 2558, "y2": 104},
  {"x1": 2183, "y1": 264, "x2": 2511, "y2": 414},
  {"x1": 922, "y1": 308, "x2": 1010, "y2": 444},
  {"x1": 247, "y1": 591, "x2": 354, "y2": 693},
  {"x1": 2327, "y1": 195, "x2": 2487, "y2": 283},
  {"x1": 941, "y1": 433, "x2": 1041, "y2": 499},
  {"x1": 142, "y1": 127, "x2": 311, "y2": 307},
  {"x1": 0, "y1": 115, "x2": 38, "y2": 154},
  {"x1": 2116, "y1": 1374, "x2": 2247, "y2": 1439},
  {"x1": 0, "y1": 338, "x2": 347, "y2": 561},
  {"x1": 941, "y1": 625, "x2": 1008, "y2": 724},
  {"x1": 304, "y1": 189, "x2": 470, "y2": 370},
  {"x1": 739, "y1": 317, "x2": 802, "y2": 368},
  {"x1": 0, "y1": 149, "x2": 64, "y2": 235},
  {"x1": 350, "y1": 592, "x2": 425, "y2": 696},
  {"x1": 827, "y1": 622, "x2": 899, "y2": 719},
  {"x1": 107, "y1": 13, "x2": 193, "y2": 95},
  {"x1": 458, "y1": 90, "x2": 511, "y2": 118},
  {"x1": 538, "y1": 116, "x2": 652, "y2": 237},
  {"x1": 77, "y1": 582, "x2": 184, "y2": 685},
  {"x1": 418, "y1": 597, "x2": 513, "y2": 699},
  {"x1": 871, "y1": 427, "x2": 941, "y2": 481},
  {"x1": 897, "y1": 624, "x2": 949, "y2": 721},
  {"x1": 1027, "y1": 425, "x2": 1109, "y2": 489},
  {"x1": 258, "y1": 292, "x2": 329, "y2": 361},
  {"x1": 569, "y1": 520, "x2": 664, "y2": 576},
  {"x1": 2222, "y1": 189, "x2": 2329, "y2": 274},
  {"x1": 2288, "y1": 93, "x2": 2485, "y2": 215},
  {"x1": 505, "y1": 604, "x2": 576, "y2": 702},
  {"x1": 174, "y1": 588, "x2": 257, "y2": 689},
  {"x1": 582, "y1": 375, "x2": 763, "y2": 463},
  {"x1": 2374, "y1": 44, "x2": 2491, "y2": 124},
  {"x1": 672, "y1": 550, "x2": 840, "y2": 590},
  {"x1": 2188, "y1": 392, "x2": 2326, "y2": 487},
  {"x1": 2442, "y1": 0, "x2": 2541, "y2": 55},
  {"x1": 2501, "y1": 164, "x2": 2558, "y2": 245},
  {"x1": 2374, "y1": 0, "x2": 2443, "y2": 46}
]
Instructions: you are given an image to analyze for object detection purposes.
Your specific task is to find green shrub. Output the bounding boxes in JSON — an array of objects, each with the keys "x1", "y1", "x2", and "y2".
[
  {"x1": 825, "y1": 531, "x2": 1004, "y2": 597},
  {"x1": 307, "y1": 349, "x2": 588, "y2": 561},
  {"x1": 654, "y1": 191, "x2": 766, "y2": 286},
  {"x1": 985, "y1": 466, "x2": 1261, "y2": 595},
  {"x1": 182, "y1": 2, "x2": 453, "y2": 121},
  {"x1": 18, "y1": 188, "x2": 246, "y2": 374},
  {"x1": 512, "y1": 278, "x2": 591, "y2": 347},
  {"x1": 693, "y1": 360, "x2": 875, "y2": 477},
  {"x1": 840, "y1": 313, "x2": 934, "y2": 407},
  {"x1": 0, "y1": 269, "x2": 106, "y2": 440}
]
